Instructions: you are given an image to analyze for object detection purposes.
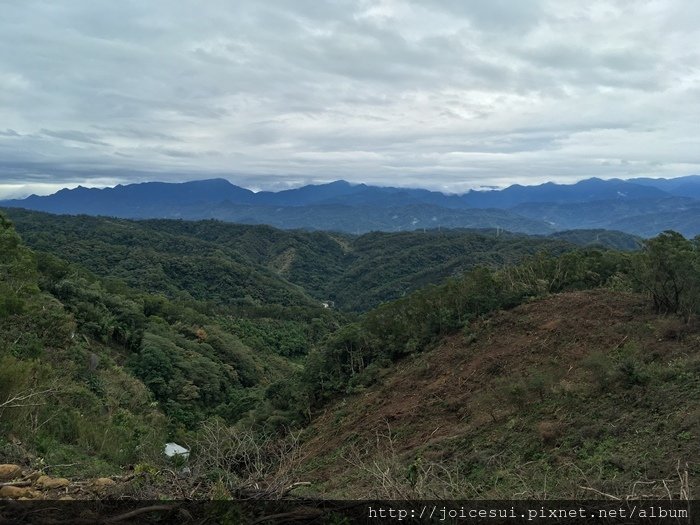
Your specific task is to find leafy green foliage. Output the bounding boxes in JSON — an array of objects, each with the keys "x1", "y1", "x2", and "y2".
[
  {"x1": 4, "y1": 210, "x2": 318, "y2": 308},
  {"x1": 548, "y1": 229, "x2": 643, "y2": 251},
  {"x1": 633, "y1": 231, "x2": 700, "y2": 317},
  {"x1": 223, "y1": 318, "x2": 310, "y2": 358},
  {"x1": 5, "y1": 209, "x2": 579, "y2": 312},
  {"x1": 3, "y1": 206, "x2": 699, "y2": 491},
  {"x1": 0, "y1": 211, "x2": 341, "y2": 479},
  {"x1": 0, "y1": 215, "x2": 166, "y2": 476}
]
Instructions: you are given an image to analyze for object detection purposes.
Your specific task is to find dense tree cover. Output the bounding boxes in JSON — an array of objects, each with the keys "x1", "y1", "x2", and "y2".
[
  {"x1": 37, "y1": 266, "x2": 340, "y2": 431},
  {"x1": 139, "y1": 219, "x2": 351, "y2": 294},
  {"x1": 1, "y1": 215, "x2": 166, "y2": 476},
  {"x1": 221, "y1": 318, "x2": 311, "y2": 358},
  {"x1": 633, "y1": 231, "x2": 700, "y2": 318},
  {"x1": 3, "y1": 209, "x2": 634, "y2": 312},
  {"x1": 4, "y1": 210, "x2": 318, "y2": 308},
  {"x1": 284, "y1": 249, "x2": 634, "y2": 413},
  {"x1": 548, "y1": 229, "x2": 643, "y2": 251},
  {"x1": 317, "y1": 230, "x2": 575, "y2": 310},
  {"x1": 3, "y1": 206, "x2": 699, "y2": 483},
  {"x1": 0, "y1": 212, "x2": 342, "y2": 476}
]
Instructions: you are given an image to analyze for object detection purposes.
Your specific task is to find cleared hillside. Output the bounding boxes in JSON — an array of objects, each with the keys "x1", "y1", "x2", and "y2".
[
  {"x1": 299, "y1": 290, "x2": 699, "y2": 499},
  {"x1": 3, "y1": 207, "x2": 698, "y2": 503}
]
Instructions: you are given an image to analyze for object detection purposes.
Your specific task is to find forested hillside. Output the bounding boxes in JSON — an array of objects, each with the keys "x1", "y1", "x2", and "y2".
[
  {"x1": 277, "y1": 232, "x2": 700, "y2": 499},
  {"x1": 0, "y1": 212, "x2": 340, "y2": 480},
  {"x1": 1, "y1": 209, "x2": 698, "y2": 501},
  {"x1": 1, "y1": 214, "x2": 166, "y2": 478},
  {"x1": 3, "y1": 209, "x2": 638, "y2": 311},
  {"x1": 3, "y1": 210, "x2": 317, "y2": 308},
  {"x1": 4, "y1": 0, "x2": 700, "y2": 511}
]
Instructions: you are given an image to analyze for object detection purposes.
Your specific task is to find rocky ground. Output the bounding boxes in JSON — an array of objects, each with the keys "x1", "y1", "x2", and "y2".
[{"x1": 0, "y1": 463, "x2": 119, "y2": 500}]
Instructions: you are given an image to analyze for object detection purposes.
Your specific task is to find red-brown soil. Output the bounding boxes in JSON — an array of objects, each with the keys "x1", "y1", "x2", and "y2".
[{"x1": 299, "y1": 290, "x2": 699, "y2": 498}]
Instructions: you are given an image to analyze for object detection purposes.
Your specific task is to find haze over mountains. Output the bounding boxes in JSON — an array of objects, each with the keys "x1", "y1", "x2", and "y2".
[{"x1": 3, "y1": 175, "x2": 700, "y2": 237}]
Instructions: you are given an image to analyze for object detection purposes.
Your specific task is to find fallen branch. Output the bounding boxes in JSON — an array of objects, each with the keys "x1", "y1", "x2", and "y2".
[
  {"x1": 579, "y1": 486, "x2": 621, "y2": 500},
  {"x1": 250, "y1": 508, "x2": 325, "y2": 525},
  {"x1": 0, "y1": 387, "x2": 57, "y2": 410},
  {"x1": 677, "y1": 460, "x2": 690, "y2": 500},
  {"x1": 0, "y1": 481, "x2": 32, "y2": 488},
  {"x1": 280, "y1": 481, "x2": 311, "y2": 496},
  {"x1": 103, "y1": 504, "x2": 177, "y2": 523}
]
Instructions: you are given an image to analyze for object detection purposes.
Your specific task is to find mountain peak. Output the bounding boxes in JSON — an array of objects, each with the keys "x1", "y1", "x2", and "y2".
[
  {"x1": 189, "y1": 177, "x2": 232, "y2": 185},
  {"x1": 2, "y1": 175, "x2": 700, "y2": 237}
]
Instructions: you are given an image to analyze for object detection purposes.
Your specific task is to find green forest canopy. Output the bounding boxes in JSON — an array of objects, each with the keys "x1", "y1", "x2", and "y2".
[{"x1": 1, "y1": 209, "x2": 698, "y2": 488}]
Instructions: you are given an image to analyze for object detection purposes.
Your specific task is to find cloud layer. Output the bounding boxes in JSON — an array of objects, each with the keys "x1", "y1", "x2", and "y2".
[{"x1": 1, "y1": 0, "x2": 700, "y2": 197}]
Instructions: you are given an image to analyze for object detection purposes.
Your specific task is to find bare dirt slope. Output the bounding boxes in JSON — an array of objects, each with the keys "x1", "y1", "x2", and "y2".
[{"x1": 299, "y1": 290, "x2": 699, "y2": 499}]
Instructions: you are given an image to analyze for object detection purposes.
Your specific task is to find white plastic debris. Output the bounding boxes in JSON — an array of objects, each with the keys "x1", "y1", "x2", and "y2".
[{"x1": 164, "y1": 442, "x2": 190, "y2": 460}]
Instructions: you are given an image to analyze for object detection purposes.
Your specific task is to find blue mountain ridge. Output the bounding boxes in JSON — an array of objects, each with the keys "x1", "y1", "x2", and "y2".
[{"x1": 2, "y1": 175, "x2": 700, "y2": 236}]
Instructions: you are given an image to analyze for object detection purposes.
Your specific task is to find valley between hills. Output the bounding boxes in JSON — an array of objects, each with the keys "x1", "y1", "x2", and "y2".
[
  {"x1": 0, "y1": 189, "x2": 698, "y2": 508},
  {"x1": 5, "y1": 1, "x2": 700, "y2": 521}
]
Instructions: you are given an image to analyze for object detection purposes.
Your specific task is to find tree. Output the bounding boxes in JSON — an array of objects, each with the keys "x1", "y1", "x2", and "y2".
[
  {"x1": 0, "y1": 214, "x2": 38, "y2": 300},
  {"x1": 636, "y1": 231, "x2": 700, "y2": 318}
]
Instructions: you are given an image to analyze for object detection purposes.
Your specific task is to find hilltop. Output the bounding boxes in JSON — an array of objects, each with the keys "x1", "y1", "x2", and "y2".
[{"x1": 299, "y1": 289, "x2": 699, "y2": 499}]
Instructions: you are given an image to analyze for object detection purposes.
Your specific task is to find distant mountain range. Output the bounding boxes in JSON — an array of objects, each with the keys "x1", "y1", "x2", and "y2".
[{"x1": 3, "y1": 175, "x2": 700, "y2": 237}]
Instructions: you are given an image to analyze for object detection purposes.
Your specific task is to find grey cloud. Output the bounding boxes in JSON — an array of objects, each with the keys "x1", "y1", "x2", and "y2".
[
  {"x1": 416, "y1": 0, "x2": 544, "y2": 31},
  {"x1": 39, "y1": 129, "x2": 109, "y2": 146},
  {"x1": 1, "y1": 0, "x2": 699, "y2": 198},
  {"x1": 90, "y1": 125, "x2": 182, "y2": 142}
]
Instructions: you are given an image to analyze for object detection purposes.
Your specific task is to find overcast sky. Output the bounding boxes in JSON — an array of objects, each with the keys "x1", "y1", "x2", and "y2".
[{"x1": 1, "y1": 0, "x2": 699, "y2": 198}]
